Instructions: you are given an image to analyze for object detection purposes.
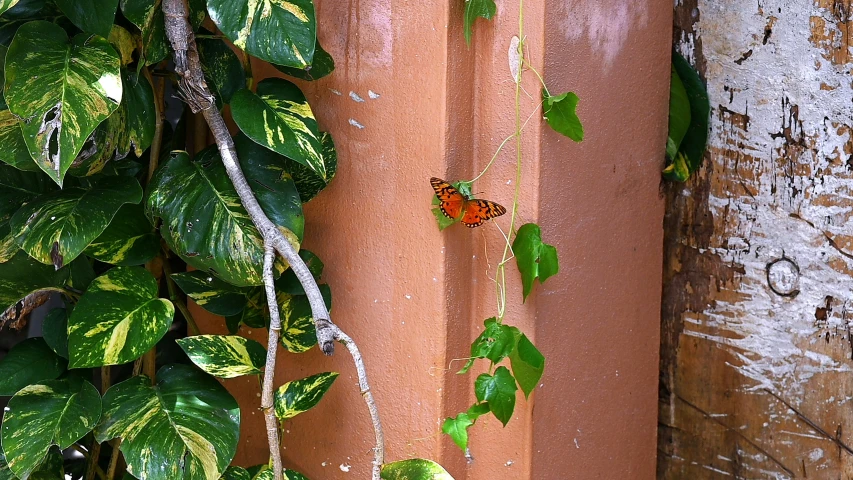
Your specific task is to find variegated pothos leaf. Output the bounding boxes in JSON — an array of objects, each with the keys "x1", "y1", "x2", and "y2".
[
  {"x1": 95, "y1": 364, "x2": 240, "y2": 480},
  {"x1": 1, "y1": 379, "x2": 101, "y2": 480},
  {"x1": 67, "y1": 267, "x2": 174, "y2": 368},
  {"x1": 177, "y1": 335, "x2": 266, "y2": 378},
  {"x1": 207, "y1": 0, "x2": 316, "y2": 68},
  {"x1": 0, "y1": 251, "x2": 68, "y2": 316},
  {"x1": 380, "y1": 459, "x2": 454, "y2": 480},
  {"x1": 273, "y1": 371, "x2": 338, "y2": 421},
  {"x1": 170, "y1": 270, "x2": 249, "y2": 316},
  {"x1": 0, "y1": 1, "x2": 19, "y2": 16},
  {"x1": 4, "y1": 21, "x2": 122, "y2": 185},
  {"x1": 84, "y1": 203, "x2": 159, "y2": 266},
  {"x1": 0, "y1": 109, "x2": 36, "y2": 171},
  {"x1": 119, "y1": 0, "x2": 169, "y2": 66}
]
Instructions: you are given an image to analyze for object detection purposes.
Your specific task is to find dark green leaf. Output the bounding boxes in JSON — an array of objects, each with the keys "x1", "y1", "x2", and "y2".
[
  {"x1": 120, "y1": 0, "x2": 168, "y2": 66},
  {"x1": 230, "y1": 78, "x2": 324, "y2": 178},
  {"x1": 42, "y1": 308, "x2": 68, "y2": 358},
  {"x1": 171, "y1": 271, "x2": 249, "y2": 317},
  {"x1": 55, "y1": 0, "x2": 118, "y2": 37},
  {"x1": 0, "y1": 44, "x2": 7, "y2": 109},
  {"x1": 1, "y1": 378, "x2": 100, "y2": 479},
  {"x1": 281, "y1": 131, "x2": 337, "y2": 203},
  {"x1": 208, "y1": 0, "x2": 315, "y2": 68},
  {"x1": 509, "y1": 332, "x2": 544, "y2": 398},
  {"x1": 275, "y1": 249, "x2": 323, "y2": 294},
  {"x1": 542, "y1": 90, "x2": 583, "y2": 142},
  {"x1": 67, "y1": 267, "x2": 174, "y2": 368},
  {"x1": 463, "y1": 0, "x2": 496, "y2": 45},
  {"x1": 5, "y1": 21, "x2": 122, "y2": 185},
  {"x1": 146, "y1": 147, "x2": 303, "y2": 287},
  {"x1": 67, "y1": 255, "x2": 95, "y2": 291},
  {"x1": 459, "y1": 318, "x2": 515, "y2": 373},
  {"x1": 0, "y1": 251, "x2": 69, "y2": 316},
  {"x1": 474, "y1": 366, "x2": 517, "y2": 426},
  {"x1": 274, "y1": 371, "x2": 338, "y2": 421},
  {"x1": 95, "y1": 364, "x2": 240, "y2": 480},
  {"x1": 84, "y1": 203, "x2": 159, "y2": 266},
  {"x1": 121, "y1": 70, "x2": 156, "y2": 157},
  {"x1": 198, "y1": 33, "x2": 246, "y2": 109},
  {"x1": 380, "y1": 459, "x2": 454, "y2": 480},
  {"x1": 672, "y1": 51, "x2": 710, "y2": 173},
  {"x1": 221, "y1": 466, "x2": 251, "y2": 480},
  {"x1": 0, "y1": 109, "x2": 36, "y2": 171},
  {"x1": 667, "y1": 64, "x2": 690, "y2": 160},
  {"x1": 512, "y1": 223, "x2": 559, "y2": 301},
  {"x1": 10, "y1": 176, "x2": 142, "y2": 268},
  {"x1": 225, "y1": 287, "x2": 265, "y2": 330},
  {"x1": 176, "y1": 335, "x2": 266, "y2": 378},
  {"x1": 0, "y1": 163, "x2": 54, "y2": 227},
  {"x1": 273, "y1": 40, "x2": 334, "y2": 81},
  {"x1": 0, "y1": 338, "x2": 65, "y2": 395},
  {"x1": 0, "y1": 1, "x2": 20, "y2": 16}
]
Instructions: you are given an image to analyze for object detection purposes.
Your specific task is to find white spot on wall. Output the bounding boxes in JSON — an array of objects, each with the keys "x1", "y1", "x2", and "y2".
[
  {"x1": 348, "y1": 119, "x2": 365, "y2": 129},
  {"x1": 349, "y1": 91, "x2": 365, "y2": 102}
]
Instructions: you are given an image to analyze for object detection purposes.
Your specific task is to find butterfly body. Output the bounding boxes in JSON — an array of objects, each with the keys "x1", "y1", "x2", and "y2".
[{"x1": 430, "y1": 177, "x2": 507, "y2": 228}]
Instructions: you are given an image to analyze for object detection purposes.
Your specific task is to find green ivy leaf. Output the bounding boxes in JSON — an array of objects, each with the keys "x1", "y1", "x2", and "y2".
[
  {"x1": 146, "y1": 146, "x2": 303, "y2": 287},
  {"x1": 458, "y1": 318, "x2": 515, "y2": 373},
  {"x1": 5, "y1": 21, "x2": 122, "y2": 185},
  {"x1": 463, "y1": 0, "x2": 496, "y2": 45},
  {"x1": 67, "y1": 267, "x2": 174, "y2": 368},
  {"x1": 512, "y1": 223, "x2": 559, "y2": 301},
  {"x1": 208, "y1": 0, "x2": 316, "y2": 68},
  {"x1": 672, "y1": 51, "x2": 710, "y2": 173},
  {"x1": 176, "y1": 335, "x2": 267, "y2": 378},
  {"x1": 170, "y1": 271, "x2": 249, "y2": 317},
  {"x1": 667, "y1": 64, "x2": 690, "y2": 160},
  {"x1": 442, "y1": 414, "x2": 472, "y2": 452},
  {"x1": 274, "y1": 371, "x2": 338, "y2": 421},
  {"x1": 120, "y1": 0, "x2": 169, "y2": 66},
  {"x1": 273, "y1": 40, "x2": 334, "y2": 81},
  {"x1": 84, "y1": 203, "x2": 159, "y2": 266},
  {"x1": 230, "y1": 78, "x2": 324, "y2": 178},
  {"x1": 42, "y1": 308, "x2": 68, "y2": 359},
  {"x1": 0, "y1": 338, "x2": 66, "y2": 395},
  {"x1": 0, "y1": 251, "x2": 69, "y2": 317},
  {"x1": 197, "y1": 32, "x2": 247, "y2": 109},
  {"x1": 10, "y1": 176, "x2": 142, "y2": 268},
  {"x1": 509, "y1": 332, "x2": 544, "y2": 398},
  {"x1": 95, "y1": 364, "x2": 240, "y2": 480},
  {"x1": 1, "y1": 378, "x2": 101, "y2": 479},
  {"x1": 380, "y1": 459, "x2": 454, "y2": 480},
  {"x1": 474, "y1": 366, "x2": 517, "y2": 426},
  {"x1": 542, "y1": 90, "x2": 583, "y2": 142},
  {"x1": 54, "y1": 0, "x2": 118, "y2": 38}
]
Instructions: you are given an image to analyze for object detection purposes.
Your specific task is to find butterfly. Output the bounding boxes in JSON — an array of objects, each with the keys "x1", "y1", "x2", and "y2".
[{"x1": 430, "y1": 177, "x2": 507, "y2": 228}]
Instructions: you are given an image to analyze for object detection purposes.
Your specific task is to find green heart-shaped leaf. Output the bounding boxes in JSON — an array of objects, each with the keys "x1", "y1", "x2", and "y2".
[
  {"x1": 120, "y1": 70, "x2": 156, "y2": 157},
  {"x1": 177, "y1": 335, "x2": 266, "y2": 378},
  {"x1": 511, "y1": 223, "x2": 559, "y2": 301},
  {"x1": 10, "y1": 176, "x2": 142, "y2": 268},
  {"x1": 197, "y1": 33, "x2": 246, "y2": 110},
  {"x1": 282, "y1": 131, "x2": 337, "y2": 203},
  {"x1": 42, "y1": 308, "x2": 68, "y2": 359},
  {"x1": 5, "y1": 21, "x2": 122, "y2": 185},
  {"x1": 207, "y1": 0, "x2": 315, "y2": 68},
  {"x1": 55, "y1": 0, "x2": 118, "y2": 38},
  {"x1": 67, "y1": 267, "x2": 174, "y2": 368},
  {"x1": 95, "y1": 364, "x2": 240, "y2": 480},
  {"x1": 84, "y1": 203, "x2": 158, "y2": 266},
  {"x1": 457, "y1": 317, "x2": 516, "y2": 374},
  {"x1": 170, "y1": 271, "x2": 249, "y2": 317},
  {"x1": 120, "y1": 0, "x2": 168, "y2": 66},
  {"x1": 474, "y1": 366, "x2": 517, "y2": 426},
  {"x1": 380, "y1": 459, "x2": 454, "y2": 480},
  {"x1": 0, "y1": 338, "x2": 65, "y2": 395},
  {"x1": 273, "y1": 39, "x2": 334, "y2": 81},
  {"x1": 508, "y1": 332, "x2": 544, "y2": 399},
  {"x1": 0, "y1": 251, "x2": 68, "y2": 317},
  {"x1": 1, "y1": 378, "x2": 101, "y2": 479},
  {"x1": 274, "y1": 371, "x2": 338, "y2": 421},
  {"x1": 542, "y1": 90, "x2": 583, "y2": 142},
  {"x1": 463, "y1": 0, "x2": 496, "y2": 45},
  {"x1": 231, "y1": 78, "x2": 324, "y2": 178},
  {"x1": 278, "y1": 284, "x2": 329, "y2": 353}
]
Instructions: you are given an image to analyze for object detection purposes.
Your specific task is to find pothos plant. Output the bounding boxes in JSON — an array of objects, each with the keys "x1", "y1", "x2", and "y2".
[
  {"x1": 0, "y1": 1, "x2": 448, "y2": 480},
  {"x1": 437, "y1": 0, "x2": 583, "y2": 456}
]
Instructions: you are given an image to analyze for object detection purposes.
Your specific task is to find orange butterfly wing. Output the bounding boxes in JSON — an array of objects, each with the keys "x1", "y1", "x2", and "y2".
[
  {"x1": 461, "y1": 199, "x2": 507, "y2": 228},
  {"x1": 431, "y1": 177, "x2": 465, "y2": 219}
]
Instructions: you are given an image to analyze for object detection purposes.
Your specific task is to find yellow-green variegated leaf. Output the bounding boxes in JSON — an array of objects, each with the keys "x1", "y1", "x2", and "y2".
[
  {"x1": 221, "y1": 466, "x2": 251, "y2": 480},
  {"x1": 0, "y1": 109, "x2": 38, "y2": 171},
  {"x1": 197, "y1": 31, "x2": 246, "y2": 110},
  {"x1": 95, "y1": 364, "x2": 240, "y2": 480},
  {"x1": 10, "y1": 176, "x2": 142, "y2": 268},
  {"x1": 146, "y1": 145, "x2": 303, "y2": 287},
  {"x1": 230, "y1": 79, "x2": 324, "y2": 178},
  {"x1": 273, "y1": 371, "x2": 338, "y2": 421},
  {"x1": 207, "y1": 0, "x2": 315, "y2": 68},
  {"x1": 68, "y1": 95, "x2": 127, "y2": 177},
  {"x1": 177, "y1": 335, "x2": 266, "y2": 378},
  {"x1": 0, "y1": 1, "x2": 18, "y2": 15},
  {"x1": 282, "y1": 130, "x2": 336, "y2": 203},
  {"x1": 108, "y1": 25, "x2": 136, "y2": 66},
  {"x1": 273, "y1": 39, "x2": 334, "y2": 82},
  {"x1": 67, "y1": 267, "x2": 174, "y2": 368},
  {"x1": 5, "y1": 21, "x2": 122, "y2": 186},
  {"x1": 170, "y1": 271, "x2": 249, "y2": 316},
  {"x1": 119, "y1": 0, "x2": 168, "y2": 66},
  {"x1": 84, "y1": 203, "x2": 158, "y2": 266},
  {"x1": 119, "y1": 70, "x2": 156, "y2": 157},
  {"x1": 380, "y1": 460, "x2": 454, "y2": 480},
  {"x1": 0, "y1": 251, "x2": 68, "y2": 316},
  {"x1": 252, "y1": 467, "x2": 308, "y2": 480},
  {"x1": 0, "y1": 378, "x2": 101, "y2": 480},
  {"x1": 278, "y1": 284, "x2": 329, "y2": 353}
]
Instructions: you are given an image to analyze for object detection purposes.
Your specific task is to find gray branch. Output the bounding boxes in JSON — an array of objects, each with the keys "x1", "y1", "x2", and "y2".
[{"x1": 161, "y1": 1, "x2": 384, "y2": 478}]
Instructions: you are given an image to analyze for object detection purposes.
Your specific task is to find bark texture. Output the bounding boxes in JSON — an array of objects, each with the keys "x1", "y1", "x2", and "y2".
[{"x1": 660, "y1": 0, "x2": 853, "y2": 478}]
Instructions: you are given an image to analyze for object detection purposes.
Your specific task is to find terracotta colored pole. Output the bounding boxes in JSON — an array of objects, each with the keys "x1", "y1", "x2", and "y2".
[{"x1": 191, "y1": 0, "x2": 671, "y2": 478}]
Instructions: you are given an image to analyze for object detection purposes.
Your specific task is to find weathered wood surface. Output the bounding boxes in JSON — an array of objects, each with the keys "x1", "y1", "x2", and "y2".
[{"x1": 659, "y1": 0, "x2": 853, "y2": 478}]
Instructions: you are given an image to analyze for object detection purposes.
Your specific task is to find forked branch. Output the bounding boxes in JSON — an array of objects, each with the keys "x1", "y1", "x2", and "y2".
[{"x1": 160, "y1": 1, "x2": 384, "y2": 479}]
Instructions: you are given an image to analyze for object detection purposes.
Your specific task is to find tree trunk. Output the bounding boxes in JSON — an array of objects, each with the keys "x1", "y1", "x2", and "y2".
[{"x1": 660, "y1": 0, "x2": 853, "y2": 478}]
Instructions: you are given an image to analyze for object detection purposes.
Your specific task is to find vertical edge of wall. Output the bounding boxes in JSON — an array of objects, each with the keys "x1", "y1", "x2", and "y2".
[{"x1": 532, "y1": 1, "x2": 671, "y2": 478}]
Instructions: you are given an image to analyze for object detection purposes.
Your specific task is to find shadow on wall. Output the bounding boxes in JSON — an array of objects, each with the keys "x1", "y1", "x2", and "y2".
[{"x1": 555, "y1": 0, "x2": 651, "y2": 69}]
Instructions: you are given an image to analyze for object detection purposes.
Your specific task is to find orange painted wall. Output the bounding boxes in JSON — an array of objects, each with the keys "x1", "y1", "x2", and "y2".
[{"x1": 193, "y1": 1, "x2": 671, "y2": 478}]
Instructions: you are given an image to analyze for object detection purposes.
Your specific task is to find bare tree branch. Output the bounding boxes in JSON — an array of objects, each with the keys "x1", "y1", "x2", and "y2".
[{"x1": 160, "y1": 1, "x2": 385, "y2": 478}]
